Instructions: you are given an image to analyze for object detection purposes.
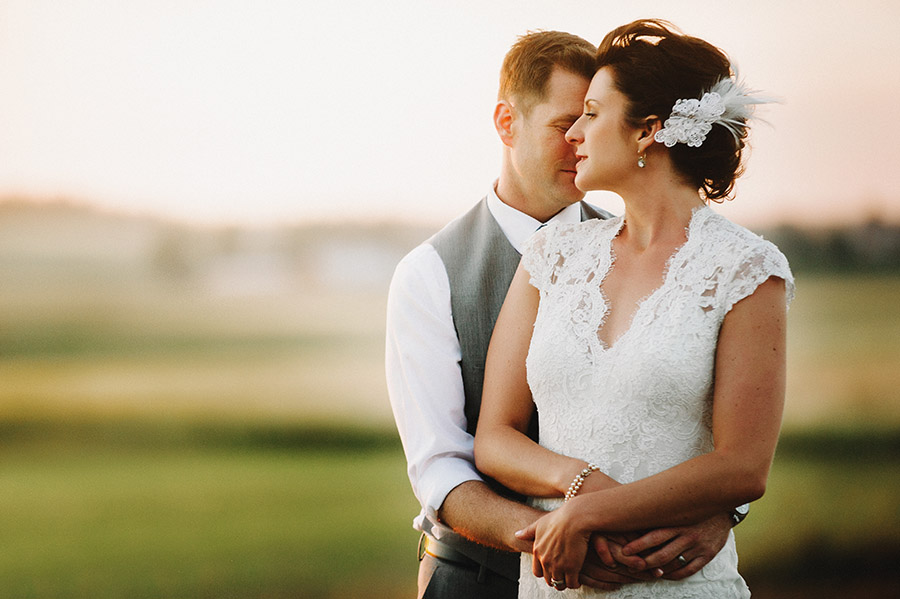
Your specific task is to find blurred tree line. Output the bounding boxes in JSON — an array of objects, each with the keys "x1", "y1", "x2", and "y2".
[
  {"x1": 2, "y1": 199, "x2": 899, "y2": 287},
  {"x1": 762, "y1": 218, "x2": 900, "y2": 273}
]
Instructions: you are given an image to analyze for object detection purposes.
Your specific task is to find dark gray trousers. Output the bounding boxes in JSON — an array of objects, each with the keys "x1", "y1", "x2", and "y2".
[{"x1": 417, "y1": 553, "x2": 518, "y2": 599}]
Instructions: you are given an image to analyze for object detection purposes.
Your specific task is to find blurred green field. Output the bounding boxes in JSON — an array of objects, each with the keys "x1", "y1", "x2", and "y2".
[
  {"x1": 0, "y1": 422, "x2": 898, "y2": 598},
  {"x1": 1, "y1": 261, "x2": 900, "y2": 597},
  {"x1": 0, "y1": 282, "x2": 391, "y2": 426},
  {"x1": 0, "y1": 426, "x2": 418, "y2": 598},
  {"x1": 4, "y1": 270, "x2": 899, "y2": 429},
  {"x1": 783, "y1": 274, "x2": 900, "y2": 430}
]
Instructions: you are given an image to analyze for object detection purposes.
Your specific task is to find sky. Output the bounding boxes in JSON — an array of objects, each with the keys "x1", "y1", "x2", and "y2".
[{"x1": 1, "y1": 0, "x2": 899, "y2": 228}]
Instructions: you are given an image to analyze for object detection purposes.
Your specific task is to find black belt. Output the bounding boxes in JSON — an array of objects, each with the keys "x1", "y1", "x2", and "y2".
[
  {"x1": 419, "y1": 534, "x2": 480, "y2": 569},
  {"x1": 416, "y1": 524, "x2": 520, "y2": 582}
]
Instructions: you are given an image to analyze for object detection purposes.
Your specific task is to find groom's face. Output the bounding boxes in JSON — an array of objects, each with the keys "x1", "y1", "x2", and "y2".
[{"x1": 509, "y1": 67, "x2": 590, "y2": 213}]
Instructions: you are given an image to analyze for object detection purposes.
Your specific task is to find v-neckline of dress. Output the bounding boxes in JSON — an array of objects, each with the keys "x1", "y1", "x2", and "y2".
[{"x1": 594, "y1": 205, "x2": 708, "y2": 353}]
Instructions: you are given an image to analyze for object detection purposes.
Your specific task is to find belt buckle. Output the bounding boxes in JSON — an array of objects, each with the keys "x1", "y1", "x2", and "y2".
[{"x1": 417, "y1": 533, "x2": 427, "y2": 562}]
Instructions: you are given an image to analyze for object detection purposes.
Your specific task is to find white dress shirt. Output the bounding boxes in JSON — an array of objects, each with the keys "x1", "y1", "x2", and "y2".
[{"x1": 385, "y1": 184, "x2": 583, "y2": 536}]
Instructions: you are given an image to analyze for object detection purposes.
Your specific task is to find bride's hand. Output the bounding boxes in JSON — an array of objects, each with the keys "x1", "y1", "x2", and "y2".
[{"x1": 517, "y1": 503, "x2": 591, "y2": 591}]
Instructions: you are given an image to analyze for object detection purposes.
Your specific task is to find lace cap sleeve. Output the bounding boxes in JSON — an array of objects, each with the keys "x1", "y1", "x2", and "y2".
[
  {"x1": 520, "y1": 223, "x2": 558, "y2": 291},
  {"x1": 722, "y1": 238, "x2": 795, "y2": 314}
]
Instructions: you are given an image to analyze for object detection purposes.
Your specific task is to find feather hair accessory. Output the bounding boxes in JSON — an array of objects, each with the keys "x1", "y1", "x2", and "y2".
[{"x1": 654, "y1": 71, "x2": 776, "y2": 148}]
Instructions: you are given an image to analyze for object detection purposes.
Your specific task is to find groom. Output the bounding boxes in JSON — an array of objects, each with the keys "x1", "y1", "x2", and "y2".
[{"x1": 386, "y1": 31, "x2": 735, "y2": 598}]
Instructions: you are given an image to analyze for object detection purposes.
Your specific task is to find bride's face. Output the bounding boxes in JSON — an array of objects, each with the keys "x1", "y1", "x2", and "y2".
[{"x1": 565, "y1": 68, "x2": 640, "y2": 193}]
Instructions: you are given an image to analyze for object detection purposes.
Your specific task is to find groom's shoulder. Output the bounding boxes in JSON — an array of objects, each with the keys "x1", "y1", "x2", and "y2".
[
  {"x1": 428, "y1": 198, "x2": 489, "y2": 248},
  {"x1": 390, "y1": 198, "x2": 487, "y2": 283},
  {"x1": 580, "y1": 200, "x2": 615, "y2": 221}
]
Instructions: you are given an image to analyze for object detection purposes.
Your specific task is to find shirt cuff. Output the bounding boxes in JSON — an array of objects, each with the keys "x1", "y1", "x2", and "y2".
[{"x1": 418, "y1": 456, "x2": 484, "y2": 527}]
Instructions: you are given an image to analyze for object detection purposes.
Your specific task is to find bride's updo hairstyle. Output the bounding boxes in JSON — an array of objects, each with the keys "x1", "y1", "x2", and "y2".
[{"x1": 595, "y1": 19, "x2": 747, "y2": 201}]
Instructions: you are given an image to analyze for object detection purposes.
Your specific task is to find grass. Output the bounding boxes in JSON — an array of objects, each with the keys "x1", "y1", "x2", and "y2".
[
  {"x1": 1, "y1": 421, "x2": 898, "y2": 598},
  {"x1": 3, "y1": 271, "x2": 899, "y2": 429},
  {"x1": 0, "y1": 426, "x2": 420, "y2": 599},
  {"x1": 783, "y1": 273, "x2": 900, "y2": 429},
  {"x1": 0, "y1": 280, "x2": 393, "y2": 426},
  {"x1": 1, "y1": 269, "x2": 899, "y2": 597},
  {"x1": 739, "y1": 430, "x2": 900, "y2": 586}
]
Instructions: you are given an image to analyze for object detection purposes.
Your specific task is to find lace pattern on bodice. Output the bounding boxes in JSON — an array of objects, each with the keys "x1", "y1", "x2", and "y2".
[{"x1": 516, "y1": 207, "x2": 794, "y2": 599}]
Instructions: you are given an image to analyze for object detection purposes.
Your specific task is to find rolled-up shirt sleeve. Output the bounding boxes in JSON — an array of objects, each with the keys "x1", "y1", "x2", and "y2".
[{"x1": 385, "y1": 243, "x2": 484, "y2": 529}]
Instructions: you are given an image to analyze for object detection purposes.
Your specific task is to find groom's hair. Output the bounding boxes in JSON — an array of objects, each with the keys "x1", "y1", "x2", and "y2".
[{"x1": 498, "y1": 31, "x2": 596, "y2": 115}]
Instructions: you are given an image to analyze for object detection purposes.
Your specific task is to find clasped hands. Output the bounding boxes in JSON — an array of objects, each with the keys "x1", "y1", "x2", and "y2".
[{"x1": 515, "y1": 503, "x2": 729, "y2": 592}]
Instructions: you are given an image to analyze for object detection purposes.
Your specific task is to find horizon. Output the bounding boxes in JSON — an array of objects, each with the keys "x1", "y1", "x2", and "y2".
[{"x1": 3, "y1": 193, "x2": 897, "y2": 232}]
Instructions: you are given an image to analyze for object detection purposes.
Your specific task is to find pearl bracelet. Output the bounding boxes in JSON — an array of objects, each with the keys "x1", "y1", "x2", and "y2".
[{"x1": 564, "y1": 463, "x2": 599, "y2": 502}]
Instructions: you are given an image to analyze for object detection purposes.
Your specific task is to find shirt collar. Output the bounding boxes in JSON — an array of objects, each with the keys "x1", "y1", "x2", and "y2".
[{"x1": 487, "y1": 182, "x2": 583, "y2": 254}]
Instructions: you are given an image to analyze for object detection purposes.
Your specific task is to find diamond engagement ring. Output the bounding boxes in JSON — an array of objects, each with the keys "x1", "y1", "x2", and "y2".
[
  {"x1": 677, "y1": 554, "x2": 688, "y2": 566},
  {"x1": 550, "y1": 578, "x2": 566, "y2": 590}
]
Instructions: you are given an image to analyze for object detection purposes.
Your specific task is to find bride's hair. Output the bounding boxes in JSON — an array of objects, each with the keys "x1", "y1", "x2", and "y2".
[{"x1": 595, "y1": 19, "x2": 748, "y2": 202}]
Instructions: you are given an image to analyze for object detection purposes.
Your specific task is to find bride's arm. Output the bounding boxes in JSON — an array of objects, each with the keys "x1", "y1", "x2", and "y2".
[
  {"x1": 569, "y1": 275, "x2": 787, "y2": 529},
  {"x1": 523, "y1": 276, "x2": 787, "y2": 580},
  {"x1": 474, "y1": 262, "x2": 620, "y2": 497}
]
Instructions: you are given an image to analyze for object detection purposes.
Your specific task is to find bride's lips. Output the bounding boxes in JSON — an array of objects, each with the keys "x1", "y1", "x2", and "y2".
[{"x1": 575, "y1": 154, "x2": 587, "y2": 169}]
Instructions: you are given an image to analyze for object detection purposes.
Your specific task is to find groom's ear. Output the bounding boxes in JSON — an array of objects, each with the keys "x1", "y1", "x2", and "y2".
[{"x1": 494, "y1": 100, "x2": 516, "y2": 147}]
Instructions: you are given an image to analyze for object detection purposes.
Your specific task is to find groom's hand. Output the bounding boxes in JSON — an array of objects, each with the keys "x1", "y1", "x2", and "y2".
[
  {"x1": 619, "y1": 512, "x2": 733, "y2": 580},
  {"x1": 579, "y1": 533, "x2": 663, "y2": 591}
]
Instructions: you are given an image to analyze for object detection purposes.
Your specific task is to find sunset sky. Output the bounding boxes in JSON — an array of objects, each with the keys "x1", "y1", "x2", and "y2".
[{"x1": 1, "y1": 0, "x2": 898, "y2": 228}]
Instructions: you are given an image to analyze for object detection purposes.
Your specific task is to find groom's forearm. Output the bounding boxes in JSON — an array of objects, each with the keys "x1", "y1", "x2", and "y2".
[{"x1": 438, "y1": 480, "x2": 543, "y2": 553}]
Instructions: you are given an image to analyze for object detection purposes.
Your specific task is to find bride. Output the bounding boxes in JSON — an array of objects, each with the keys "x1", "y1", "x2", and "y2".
[{"x1": 474, "y1": 20, "x2": 793, "y2": 598}]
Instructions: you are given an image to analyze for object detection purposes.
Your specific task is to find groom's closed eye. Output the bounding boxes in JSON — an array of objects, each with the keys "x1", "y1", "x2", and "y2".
[{"x1": 551, "y1": 119, "x2": 578, "y2": 132}]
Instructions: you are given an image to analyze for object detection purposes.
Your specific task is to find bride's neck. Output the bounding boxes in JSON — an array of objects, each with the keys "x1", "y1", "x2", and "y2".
[{"x1": 619, "y1": 183, "x2": 705, "y2": 251}]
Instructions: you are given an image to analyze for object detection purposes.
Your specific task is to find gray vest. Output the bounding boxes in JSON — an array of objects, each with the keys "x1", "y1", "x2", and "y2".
[
  {"x1": 425, "y1": 198, "x2": 610, "y2": 581},
  {"x1": 430, "y1": 198, "x2": 610, "y2": 439}
]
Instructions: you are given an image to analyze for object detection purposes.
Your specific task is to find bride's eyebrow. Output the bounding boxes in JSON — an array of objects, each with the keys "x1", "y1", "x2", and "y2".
[{"x1": 584, "y1": 99, "x2": 600, "y2": 109}]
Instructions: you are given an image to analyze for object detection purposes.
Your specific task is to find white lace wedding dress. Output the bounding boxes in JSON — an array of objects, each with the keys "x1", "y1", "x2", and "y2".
[{"x1": 518, "y1": 206, "x2": 794, "y2": 598}]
